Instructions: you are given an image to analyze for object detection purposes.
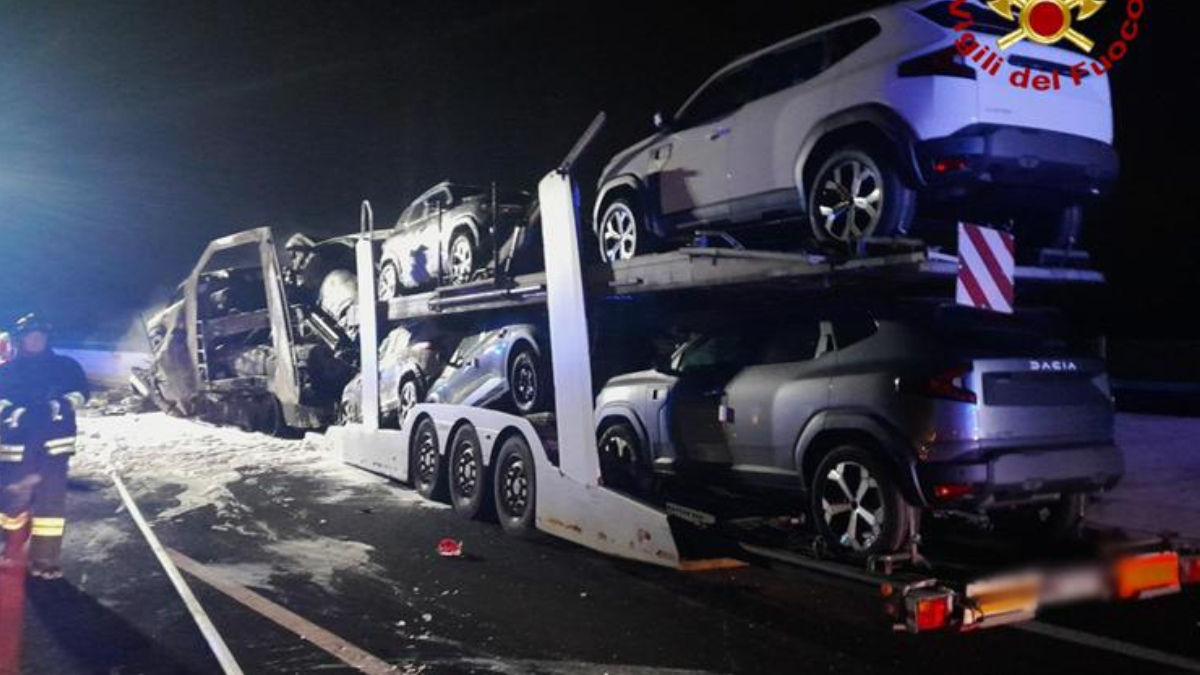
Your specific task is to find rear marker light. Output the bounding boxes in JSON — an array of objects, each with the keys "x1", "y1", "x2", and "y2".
[
  {"x1": 1115, "y1": 552, "x2": 1181, "y2": 600},
  {"x1": 908, "y1": 591, "x2": 954, "y2": 632},
  {"x1": 934, "y1": 483, "x2": 973, "y2": 501},
  {"x1": 933, "y1": 157, "x2": 970, "y2": 174}
]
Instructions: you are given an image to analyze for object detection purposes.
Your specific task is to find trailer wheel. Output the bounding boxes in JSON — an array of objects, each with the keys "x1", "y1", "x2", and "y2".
[
  {"x1": 448, "y1": 423, "x2": 493, "y2": 520},
  {"x1": 811, "y1": 445, "x2": 915, "y2": 558},
  {"x1": 494, "y1": 435, "x2": 539, "y2": 538},
  {"x1": 409, "y1": 416, "x2": 446, "y2": 501}
]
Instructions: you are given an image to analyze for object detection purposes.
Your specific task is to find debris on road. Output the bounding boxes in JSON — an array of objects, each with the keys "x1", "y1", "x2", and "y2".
[{"x1": 437, "y1": 539, "x2": 464, "y2": 558}]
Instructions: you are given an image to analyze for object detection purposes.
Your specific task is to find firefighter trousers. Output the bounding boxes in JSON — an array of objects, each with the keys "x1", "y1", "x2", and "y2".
[{"x1": 0, "y1": 443, "x2": 68, "y2": 569}]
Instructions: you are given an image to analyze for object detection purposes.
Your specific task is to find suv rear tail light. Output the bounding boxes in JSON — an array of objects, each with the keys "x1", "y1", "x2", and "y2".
[
  {"x1": 898, "y1": 46, "x2": 977, "y2": 80},
  {"x1": 899, "y1": 365, "x2": 978, "y2": 404}
]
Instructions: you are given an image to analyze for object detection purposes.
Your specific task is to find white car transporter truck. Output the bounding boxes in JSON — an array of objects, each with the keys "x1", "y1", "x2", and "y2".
[{"x1": 329, "y1": 115, "x2": 1197, "y2": 634}]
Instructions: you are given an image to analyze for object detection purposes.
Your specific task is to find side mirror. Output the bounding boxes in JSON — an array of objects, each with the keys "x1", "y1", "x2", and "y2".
[{"x1": 653, "y1": 111, "x2": 672, "y2": 131}]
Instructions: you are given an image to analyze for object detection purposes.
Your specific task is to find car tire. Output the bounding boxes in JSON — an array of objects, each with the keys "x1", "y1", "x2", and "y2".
[
  {"x1": 597, "y1": 197, "x2": 655, "y2": 263},
  {"x1": 493, "y1": 434, "x2": 540, "y2": 538},
  {"x1": 508, "y1": 344, "x2": 545, "y2": 415},
  {"x1": 377, "y1": 261, "x2": 401, "y2": 301},
  {"x1": 597, "y1": 421, "x2": 653, "y2": 496},
  {"x1": 810, "y1": 445, "x2": 916, "y2": 559},
  {"x1": 991, "y1": 493, "x2": 1087, "y2": 540},
  {"x1": 448, "y1": 423, "x2": 493, "y2": 520},
  {"x1": 397, "y1": 377, "x2": 422, "y2": 428},
  {"x1": 808, "y1": 147, "x2": 916, "y2": 249},
  {"x1": 409, "y1": 416, "x2": 447, "y2": 501},
  {"x1": 447, "y1": 230, "x2": 477, "y2": 286}
]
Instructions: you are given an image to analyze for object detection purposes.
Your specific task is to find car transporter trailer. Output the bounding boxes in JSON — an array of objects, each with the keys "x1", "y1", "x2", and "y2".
[{"x1": 328, "y1": 114, "x2": 1198, "y2": 634}]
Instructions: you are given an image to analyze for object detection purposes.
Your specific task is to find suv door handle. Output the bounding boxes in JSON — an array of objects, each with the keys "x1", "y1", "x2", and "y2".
[{"x1": 708, "y1": 127, "x2": 731, "y2": 141}]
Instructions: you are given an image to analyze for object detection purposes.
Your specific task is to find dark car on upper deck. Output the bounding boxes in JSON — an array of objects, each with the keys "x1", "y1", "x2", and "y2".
[{"x1": 377, "y1": 182, "x2": 533, "y2": 298}]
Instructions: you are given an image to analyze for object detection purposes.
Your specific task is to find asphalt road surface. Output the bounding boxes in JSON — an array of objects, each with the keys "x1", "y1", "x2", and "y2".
[{"x1": 3, "y1": 412, "x2": 1199, "y2": 675}]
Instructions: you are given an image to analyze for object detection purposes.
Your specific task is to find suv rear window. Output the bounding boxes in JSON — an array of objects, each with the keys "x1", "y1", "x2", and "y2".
[
  {"x1": 918, "y1": 2, "x2": 1013, "y2": 36},
  {"x1": 927, "y1": 306, "x2": 1069, "y2": 353},
  {"x1": 829, "y1": 18, "x2": 883, "y2": 63},
  {"x1": 756, "y1": 38, "x2": 827, "y2": 99}
]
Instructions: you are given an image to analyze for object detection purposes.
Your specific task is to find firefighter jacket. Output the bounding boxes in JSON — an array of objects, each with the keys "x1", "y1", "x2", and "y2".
[{"x1": 0, "y1": 350, "x2": 89, "y2": 462}]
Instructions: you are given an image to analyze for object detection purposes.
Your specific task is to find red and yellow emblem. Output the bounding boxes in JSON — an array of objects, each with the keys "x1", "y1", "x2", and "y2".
[{"x1": 987, "y1": 0, "x2": 1106, "y2": 52}]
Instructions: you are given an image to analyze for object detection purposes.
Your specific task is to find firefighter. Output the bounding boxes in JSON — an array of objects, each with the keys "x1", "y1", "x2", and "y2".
[
  {"x1": 0, "y1": 315, "x2": 89, "y2": 579},
  {"x1": 283, "y1": 233, "x2": 319, "y2": 303}
]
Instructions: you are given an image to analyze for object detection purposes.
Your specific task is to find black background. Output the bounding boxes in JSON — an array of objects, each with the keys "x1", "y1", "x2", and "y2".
[{"x1": 0, "y1": 1, "x2": 1194, "y2": 343}]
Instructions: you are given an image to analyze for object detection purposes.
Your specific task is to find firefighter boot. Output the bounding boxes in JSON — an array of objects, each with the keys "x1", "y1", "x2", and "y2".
[{"x1": 29, "y1": 519, "x2": 64, "y2": 580}]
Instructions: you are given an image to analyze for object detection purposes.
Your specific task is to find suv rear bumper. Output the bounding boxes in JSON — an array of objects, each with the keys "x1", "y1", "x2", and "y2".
[
  {"x1": 915, "y1": 124, "x2": 1119, "y2": 198},
  {"x1": 915, "y1": 443, "x2": 1124, "y2": 508}
]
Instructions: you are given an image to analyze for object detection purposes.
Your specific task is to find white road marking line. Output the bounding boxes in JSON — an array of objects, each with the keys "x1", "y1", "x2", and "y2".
[
  {"x1": 111, "y1": 472, "x2": 244, "y2": 675},
  {"x1": 168, "y1": 548, "x2": 721, "y2": 675},
  {"x1": 167, "y1": 549, "x2": 403, "y2": 675},
  {"x1": 1016, "y1": 620, "x2": 1200, "y2": 673}
]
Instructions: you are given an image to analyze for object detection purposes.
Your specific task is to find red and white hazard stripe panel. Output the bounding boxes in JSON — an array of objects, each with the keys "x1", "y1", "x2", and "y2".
[{"x1": 957, "y1": 223, "x2": 1015, "y2": 315}]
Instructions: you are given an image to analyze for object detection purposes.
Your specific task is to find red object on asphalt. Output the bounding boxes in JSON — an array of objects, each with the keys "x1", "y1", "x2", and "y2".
[{"x1": 437, "y1": 538, "x2": 463, "y2": 557}]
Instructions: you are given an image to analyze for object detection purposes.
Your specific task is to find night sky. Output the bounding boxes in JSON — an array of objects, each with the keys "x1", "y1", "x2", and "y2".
[{"x1": 0, "y1": 1, "x2": 1194, "y2": 343}]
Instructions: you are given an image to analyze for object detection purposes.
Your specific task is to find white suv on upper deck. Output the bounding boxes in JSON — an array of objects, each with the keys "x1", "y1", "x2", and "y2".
[{"x1": 594, "y1": 0, "x2": 1118, "y2": 261}]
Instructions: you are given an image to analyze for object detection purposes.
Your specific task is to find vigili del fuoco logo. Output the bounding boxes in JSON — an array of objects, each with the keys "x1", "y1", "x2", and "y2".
[{"x1": 951, "y1": 0, "x2": 1145, "y2": 91}]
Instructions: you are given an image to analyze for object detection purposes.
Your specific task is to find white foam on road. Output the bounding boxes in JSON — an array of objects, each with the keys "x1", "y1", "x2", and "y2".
[{"x1": 70, "y1": 412, "x2": 440, "y2": 592}]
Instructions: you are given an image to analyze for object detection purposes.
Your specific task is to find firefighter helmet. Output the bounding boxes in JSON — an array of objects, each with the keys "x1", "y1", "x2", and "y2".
[
  {"x1": 13, "y1": 314, "x2": 51, "y2": 338},
  {"x1": 285, "y1": 233, "x2": 316, "y2": 251}
]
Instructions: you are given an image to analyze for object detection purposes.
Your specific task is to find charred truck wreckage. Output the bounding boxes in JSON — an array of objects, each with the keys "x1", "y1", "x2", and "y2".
[
  {"x1": 130, "y1": 182, "x2": 541, "y2": 433},
  {"x1": 130, "y1": 228, "x2": 362, "y2": 433}
]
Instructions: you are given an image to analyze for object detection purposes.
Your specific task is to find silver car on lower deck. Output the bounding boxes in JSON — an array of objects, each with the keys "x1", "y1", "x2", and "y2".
[
  {"x1": 594, "y1": 305, "x2": 1122, "y2": 557},
  {"x1": 426, "y1": 322, "x2": 548, "y2": 415}
]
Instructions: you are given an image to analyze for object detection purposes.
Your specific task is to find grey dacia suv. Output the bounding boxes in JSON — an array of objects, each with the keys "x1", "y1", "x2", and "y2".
[{"x1": 594, "y1": 304, "x2": 1123, "y2": 557}]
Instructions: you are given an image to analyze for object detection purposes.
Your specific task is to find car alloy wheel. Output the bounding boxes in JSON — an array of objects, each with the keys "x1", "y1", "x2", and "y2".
[
  {"x1": 378, "y1": 263, "x2": 400, "y2": 300},
  {"x1": 819, "y1": 460, "x2": 886, "y2": 553},
  {"x1": 813, "y1": 158, "x2": 884, "y2": 243},
  {"x1": 509, "y1": 349, "x2": 540, "y2": 413},
  {"x1": 448, "y1": 234, "x2": 475, "y2": 285},
  {"x1": 597, "y1": 422, "x2": 650, "y2": 495},
  {"x1": 599, "y1": 201, "x2": 639, "y2": 262},
  {"x1": 398, "y1": 379, "x2": 419, "y2": 426}
]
